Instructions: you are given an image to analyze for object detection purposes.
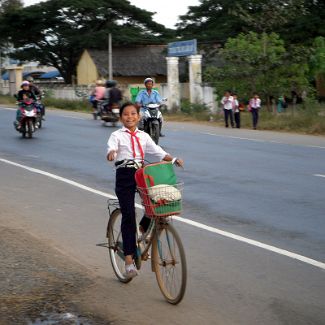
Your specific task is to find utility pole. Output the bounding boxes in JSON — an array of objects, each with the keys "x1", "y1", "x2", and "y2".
[
  {"x1": 108, "y1": 33, "x2": 113, "y2": 80},
  {"x1": 0, "y1": 50, "x2": 2, "y2": 81}
]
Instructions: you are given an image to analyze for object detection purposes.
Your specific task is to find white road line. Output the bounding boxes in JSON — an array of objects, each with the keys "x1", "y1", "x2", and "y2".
[
  {"x1": 0, "y1": 106, "x2": 15, "y2": 111},
  {"x1": 314, "y1": 174, "x2": 325, "y2": 178},
  {"x1": 0, "y1": 107, "x2": 86, "y2": 120},
  {"x1": 200, "y1": 131, "x2": 325, "y2": 149},
  {"x1": 1, "y1": 157, "x2": 325, "y2": 271},
  {"x1": 201, "y1": 132, "x2": 266, "y2": 143},
  {"x1": 62, "y1": 116, "x2": 86, "y2": 120}
]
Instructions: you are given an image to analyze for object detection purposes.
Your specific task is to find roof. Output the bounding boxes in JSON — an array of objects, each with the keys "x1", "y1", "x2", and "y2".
[
  {"x1": 23, "y1": 71, "x2": 45, "y2": 79},
  {"x1": 87, "y1": 46, "x2": 168, "y2": 77},
  {"x1": 1, "y1": 70, "x2": 45, "y2": 81},
  {"x1": 39, "y1": 70, "x2": 61, "y2": 79}
]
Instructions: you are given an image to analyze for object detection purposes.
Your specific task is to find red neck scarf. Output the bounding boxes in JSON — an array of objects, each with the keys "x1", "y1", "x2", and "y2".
[{"x1": 126, "y1": 130, "x2": 144, "y2": 160}]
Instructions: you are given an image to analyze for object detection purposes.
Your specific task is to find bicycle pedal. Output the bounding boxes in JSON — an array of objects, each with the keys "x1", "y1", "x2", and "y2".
[{"x1": 142, "y1": 253, "x2": 151, "y2": 261}]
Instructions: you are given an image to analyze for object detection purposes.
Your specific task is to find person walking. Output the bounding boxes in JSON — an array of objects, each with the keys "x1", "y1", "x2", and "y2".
[
  {"x1": 249, "y1": 94, "x2": 261, "y2": 130},
  {"x1": 232, "y1": 93, "x2": 240, "y2": 128},
  {"x1": 221, "y1": 91, "x2": 234, "y2": 128}
]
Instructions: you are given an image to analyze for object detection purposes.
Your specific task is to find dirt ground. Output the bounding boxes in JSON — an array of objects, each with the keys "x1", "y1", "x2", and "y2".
[{"x1": 0, "y1": 225, "x2": 112, "y2": 325}]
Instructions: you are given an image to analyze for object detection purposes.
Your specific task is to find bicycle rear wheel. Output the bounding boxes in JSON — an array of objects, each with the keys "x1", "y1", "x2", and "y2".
[
  {"x1": 107, "y1": 209, "x2": 132, "y2": 283},
  {"x1": 152, "y1": 221, "x2": 187, "y2": 304}
]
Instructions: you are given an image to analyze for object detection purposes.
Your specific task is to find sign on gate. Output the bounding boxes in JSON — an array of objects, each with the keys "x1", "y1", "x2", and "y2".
[{"x1": 168, "y1": 39, "x2": 197, "y2": 57}]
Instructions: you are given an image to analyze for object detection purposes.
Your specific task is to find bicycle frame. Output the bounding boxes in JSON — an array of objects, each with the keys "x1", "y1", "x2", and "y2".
[{"x1": 107, "y1": 198, "x2": 172, "y2": 271}]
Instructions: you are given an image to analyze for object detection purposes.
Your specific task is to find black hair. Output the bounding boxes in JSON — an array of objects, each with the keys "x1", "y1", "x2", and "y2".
[
  {"x1": 106, "y1": 80, "x2": 117, "y2": 88},
  {"x1": 119, "y1": 102, "x2": 140, "y2": 116}
]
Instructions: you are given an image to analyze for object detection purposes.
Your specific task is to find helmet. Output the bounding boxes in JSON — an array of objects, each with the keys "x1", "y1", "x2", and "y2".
[
  {"x1": 105, "y1": 80, "x2": 117, "y2": 88},
  {"x1": 21, "y1": 81, "x2": 30, "y2": 87},
  {"x1": 144, "y1": 77, "x2": 154, "y2": 85},
  {"x1": 26, "y1": 76, "x2": 34, "y2": 82}
]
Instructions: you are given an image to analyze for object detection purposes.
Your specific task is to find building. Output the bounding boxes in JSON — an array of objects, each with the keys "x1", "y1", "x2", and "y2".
[{"x1": 77, "y1": 46, "x2": 169, "y2": 85}]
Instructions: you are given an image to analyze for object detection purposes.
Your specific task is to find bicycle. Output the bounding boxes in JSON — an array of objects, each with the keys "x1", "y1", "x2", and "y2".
[{"x1": 105, "y1": 160, "x2": 187, "y2": 305}]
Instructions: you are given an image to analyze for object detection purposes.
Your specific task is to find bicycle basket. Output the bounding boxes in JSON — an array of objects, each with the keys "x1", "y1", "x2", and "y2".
[
  {"x1": 135, "y1": 161, "x2": 182, "y2": 218},
  {"x1": 137, "y1": 183, "x2": 183, "y2": 218}
]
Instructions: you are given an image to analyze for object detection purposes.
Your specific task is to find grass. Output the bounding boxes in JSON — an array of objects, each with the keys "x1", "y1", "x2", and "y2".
[
  {"x1": 1, "y1": 94, "x2": 324, "y2": 135},
  {"x1": 0, "y1": 94, "x2": 16, "y2": 105}
]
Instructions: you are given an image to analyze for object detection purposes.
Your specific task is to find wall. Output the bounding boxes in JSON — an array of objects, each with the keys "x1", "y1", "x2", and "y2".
[
  {"x1": 1, "y1": 81, "x2": 217, "y2": 112},
  {"x1": 0, "y1": 81, "x2": 10, "y2": 95}
]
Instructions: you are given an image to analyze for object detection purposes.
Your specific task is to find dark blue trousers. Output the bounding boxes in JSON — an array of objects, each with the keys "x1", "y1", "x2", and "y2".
[
  {"x1": 115, "y1": 168, "x2": 137, "y2": 256},
  {"x1": 251, "y1": 108, "x2": 259, "y2": 128},
  {"x1": 224, "y1": 109, "x2": 234, "y2": 127}
]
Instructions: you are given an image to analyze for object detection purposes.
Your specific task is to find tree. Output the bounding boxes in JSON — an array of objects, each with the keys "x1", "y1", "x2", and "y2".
[
  {"x1": 177, "y1": 0, "x2": 323, "y2": 46},
  {"x1": 310, "y1": 36, "x2": 325, "y2": 98},
  {"x1": 310, "y1": 37, "x2": 325, "y2": 75},
  {"x1": 0, "y1": 0, "x2": 175, "y2": 83},
  {"x1": 176, "y1": 0, "x2": 246, "y2": 43},
  {"x1": 234, "y1": 0, "x2": 306, "y2": 34},
  {"x1": 279, "y1": 0, "x2": 325, "y2": 45},
  {"x1": 204, "y1": 32, "x2": 309, "y2": 109},
  {"x1": 0, "y1": 0, "x2": 22, "y2": 14}
]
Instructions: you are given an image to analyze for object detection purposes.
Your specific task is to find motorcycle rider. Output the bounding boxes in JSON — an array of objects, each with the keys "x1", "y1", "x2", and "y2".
[
  {"x1": 104, "y1": 80, "x2": 122, "y2": 113},
  {"x1": 26, "y1": 76, "x2": 41, "y2": 97},
  {"x1": 17, "y1": 80, "x2": 37, "y2": 101},
  {"x1": 90, "y1": 79, "x2": 106, "y2": 114},
  {"x1": 26, "y1": 76, "x2": 45, "y2": 120},
  {"x1": 135, "y1": 77, "x2": 164, "y2": 137},
  {"x1": 14, "y1": 82, "x2": 37, "y2": 129}
]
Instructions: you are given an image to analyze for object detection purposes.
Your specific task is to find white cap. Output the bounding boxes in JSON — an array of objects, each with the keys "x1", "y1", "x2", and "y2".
[
  {"x1": 21, "y1": 81, "x2": 30, "y2": 87},
  {"x1": 144, "y1": 77, "x2": 154, "y2": 84}
]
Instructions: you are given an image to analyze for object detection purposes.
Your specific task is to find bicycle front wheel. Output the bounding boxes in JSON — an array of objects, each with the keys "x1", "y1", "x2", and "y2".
[
  {"x1": 152, "y1": 221, "x2": 187, "y2": 304},
  {"x1": 107, "y1": 209, "x2": 132, "y2": 283}
]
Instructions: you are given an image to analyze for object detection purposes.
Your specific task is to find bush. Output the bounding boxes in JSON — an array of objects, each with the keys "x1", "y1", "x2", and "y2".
[
  {"x1": 180, "y1": 99, "x2": 208, "y2": 114},
  {"x1": 43, "y1": 97, "x2": 90, "y2": 112}
]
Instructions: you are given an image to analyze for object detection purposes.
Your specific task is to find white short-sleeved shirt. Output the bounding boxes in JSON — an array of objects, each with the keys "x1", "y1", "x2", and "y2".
[
  {"x1": 221, "y1": 96, "x2": 234, "y2": 110},
  {"x1": 107, "y1": 127, "x2": 167, "y2": 162},
  {"x1": 250, "y1": 98, "x2": 261, "y2": 108}
]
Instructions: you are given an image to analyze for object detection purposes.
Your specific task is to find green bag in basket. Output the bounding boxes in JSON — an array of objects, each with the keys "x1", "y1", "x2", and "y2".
[{"x1": 135, "y1": 162, "x2": 182, "y2": 217}]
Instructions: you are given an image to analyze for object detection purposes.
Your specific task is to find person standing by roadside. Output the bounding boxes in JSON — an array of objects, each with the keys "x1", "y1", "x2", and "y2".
[
  {"x1": 232, "y1": 93, "x2": 240, "y2": 128},
  {"x1": 249, "y1": 94, "x2": 261, "y2": 130},
  {"x1": 221, "y1": 90, "x2": 234, "y2": 128}
]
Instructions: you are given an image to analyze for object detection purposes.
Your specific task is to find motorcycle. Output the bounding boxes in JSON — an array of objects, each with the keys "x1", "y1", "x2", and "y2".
[
  {"x1": 141, "y1": 103, "x2": 163, "y2": 145},
  {"x1": 94, "y1": 100, "x2": 120, "y2": 126},
  {"x1": 15, "y1": 101, "x2": 38, "y2": 138}
]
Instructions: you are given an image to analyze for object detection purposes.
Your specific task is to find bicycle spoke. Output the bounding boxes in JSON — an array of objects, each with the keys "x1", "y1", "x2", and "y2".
[
  {"x1": 108, "y1": 209, "x2": 132, "y2": 283},
  {"x1": 152, "y1": 223, "x2": 187, "y2": 304}
]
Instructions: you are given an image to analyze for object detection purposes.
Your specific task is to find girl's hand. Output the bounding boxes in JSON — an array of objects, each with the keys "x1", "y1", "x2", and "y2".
[
  {"x1": 172, "y1": 157, "x2": 184, "y2": 168},
  {"x1": 107, "y1": 150, "x2": 117, "y2": 161}
]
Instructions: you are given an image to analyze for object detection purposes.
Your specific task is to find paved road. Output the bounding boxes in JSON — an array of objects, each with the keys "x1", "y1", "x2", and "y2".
[{"x1": 1, "y1": 107, "x2": 325, "y2": 324}]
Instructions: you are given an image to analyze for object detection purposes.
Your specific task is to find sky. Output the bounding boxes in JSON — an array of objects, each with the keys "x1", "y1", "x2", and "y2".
[{"x1": 23, "y1": 0, "x2": 201, "y2": 29}]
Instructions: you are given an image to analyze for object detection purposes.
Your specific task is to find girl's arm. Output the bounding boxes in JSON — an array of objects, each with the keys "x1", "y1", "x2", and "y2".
[
  {"x1": 107, "y1": 133, "x2": 118, "y2": 161},
  {"x1": 163, "y1": 154, "x2": 184, "y2": 168}
]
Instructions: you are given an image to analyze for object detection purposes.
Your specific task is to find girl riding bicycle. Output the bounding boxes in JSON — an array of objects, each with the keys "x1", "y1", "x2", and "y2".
[{"x1": 106, "y1": 102, "x2": 183, "y2": 278}]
